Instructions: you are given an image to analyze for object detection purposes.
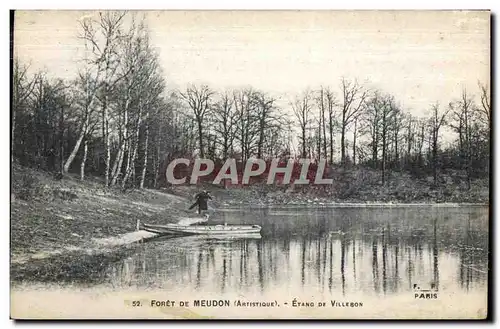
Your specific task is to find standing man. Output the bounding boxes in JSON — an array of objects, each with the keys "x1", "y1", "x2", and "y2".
[{"x1": 189, "y1": 190, "x2": 212, "y2": 220}]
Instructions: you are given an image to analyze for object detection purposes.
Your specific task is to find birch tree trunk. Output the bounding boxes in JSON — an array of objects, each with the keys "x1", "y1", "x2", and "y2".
[
  {"x1": 65, "y1": 75, "x2": 96, "y2": 173},
  {"x1": 140, "y1": 117, "x2": 150, "y2": 189},
  {"x1": 322, "y1": 109, "x2": 327, "y2": 160},
  {"x1": 80, "y1": 138, "x2": 88, "y2": 181},
  {"x1": 352, "y1": 117, "x2": 358, "y2": 166},
  {"x1": 11, "y1": 109, "x2": 15, "y2": 165},
  {"x1": 122, "y1": 106, "x2": 143, "y2": 187},
  {"x1": 121, "y1": 141, "x2": 132, "y2": 188},
  {"x1": 103, "y1": 93, "x2": 111, "y2": 187},
  {"x1": 64, "y1": 117, "x2": 88, "y2": 173},
  {"x1": 111, "y1": 98, "x2": 130, "y2": 186},
  {"x1": 329, "y1": 111, "x2": 334, "y2": 165},
  {"x1": 111, "y1": 141, "x2": 126, "y2": 185},
  {"x1": 154, "y1": 144, "x2": 160, "y2": 188},
  {"x1": 58, "y1": 104, "x2": 65, "y2": 173}
]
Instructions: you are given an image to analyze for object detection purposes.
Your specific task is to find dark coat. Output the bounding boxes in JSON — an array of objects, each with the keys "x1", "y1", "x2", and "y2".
[{"x1": 189, "y1": 191, "x2": 212, "y2": 211}]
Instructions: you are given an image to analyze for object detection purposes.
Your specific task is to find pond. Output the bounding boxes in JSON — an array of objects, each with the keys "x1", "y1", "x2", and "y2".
[{"x1": 11, "y1": 206, "x2": 489, "y2": 319}]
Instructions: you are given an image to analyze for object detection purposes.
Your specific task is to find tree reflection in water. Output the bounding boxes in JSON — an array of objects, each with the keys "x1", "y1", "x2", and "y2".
[{"x1": 105, "y1": 206, "x2": 488, "y2": 297}]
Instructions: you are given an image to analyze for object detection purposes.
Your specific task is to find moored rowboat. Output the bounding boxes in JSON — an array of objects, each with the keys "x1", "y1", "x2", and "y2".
[{"x1": 140, "y1": 221, "x2": 262, "y2": 236}]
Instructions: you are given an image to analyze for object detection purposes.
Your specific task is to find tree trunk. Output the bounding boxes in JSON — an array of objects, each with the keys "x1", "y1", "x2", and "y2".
[
  {"x1": 372, "y1": 126, "x2": 378, "y2": 169},
  {"x1": 111, "y1": 101, "x2": 129, "y2": 186},
  {"x1": 406, "y1": 120, "x2": 412, "y2": 167},
  {"x1": 432, "y1": 136, "x2": 438, "y2": 186},
  {"x1": 353, "y1": 118, "x2": 358, "y2": 166},
  {"x1": 110, "y1": 148, "x2": 120, "y2": 183},
  {"x1": 109, "y1": 112, "x2": 123, "y2": 184},
  {"x1": 140, "y1": 118, "x2": 150, "y2": 189},
  {"x1": 154, "y1": 144, "x2": 160, "y2": 188},
  {"x1": 382, "y1": 124, "x2": 387, "y2": 185},
  {"x1": 80, "y1": 138, "x2": 88, "y2": 181},
  {"x1": 341, "y1": 125, "x2": 346, "y2": 165},
  {"x1": 302, "y1": 128, "x2": 306, "y2": 158},
  {"x1": 64, "y1": 81, "x2": 95, "y2": 174},
  {"x1": 59, "y1": 104, "x2": 65, "y2": 173},
  {"x1": 63, "y1": 123, "x2": 86, "y2": 173},
  {"x1": 223, "y1": 138, "x2": 229, "y2": 159},
  {"x1": 104, "y1": 96, "x2": 111, "y2": 187},
  {"x1": 122, "y1": 141, "x2": 132, "y2": 188},
  {"x1": 123, "y1": 107, "x2": 143, "y2": 188},
  {"x1": 465, "y1": 113, "x2": 471, "y2": 190},
  {"x1": 418, "y1": 125, "x2": 424, "y2": 161},
  {"x1": 322, "y1": 111, "x2": 327, "y2": 160},
  {"x1": 328, "y1": 104, "x2": 334, "y2": 165},
  {"x1": 112, "y1": 140, "x2": 126, "y2": 186},
  {"x1": 394, "y1": 126, "x2": 399, "y2": 169},
  {"x1": 122, "y1": 116, "x2": 139, "y2": 187},
  {"x1": 197, "y1": 118, "x2": 204, "y2": 158},
  {"x1": 257, "y1": 109, "x2": 265, "y2": 158},
  {"x1": 257, "y1": 132, "x2": 264, "y2": 158},
  {"x1": 11, "y1": 107, "x2": 15, "y2": 165},
  {"x1": 316, "y1": 125, "x2": 321, "y2": 160}
]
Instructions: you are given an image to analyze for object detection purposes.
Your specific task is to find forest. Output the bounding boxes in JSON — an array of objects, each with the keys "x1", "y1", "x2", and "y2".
[{"x1": 12, "y1": 12, "x2": 491, "y2": 200}]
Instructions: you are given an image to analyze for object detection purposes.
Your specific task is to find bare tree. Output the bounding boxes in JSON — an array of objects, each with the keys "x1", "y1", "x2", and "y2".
[
  {"x1": 212, "y1": 90, "x2": 237, "y2": 159},
  {"x1": 352, "y1": 115, "x2": 359, "y2": 166},
  {"x1": 324, "y1": 88, "x2": 337, "y2": 164},
  {"x1": 402, "y1": 113, "x2": 415, "y2": 168},
  {"x1": 75, "y1": 11, "x2": 128, "y2": 186},
  {"x1": 110, "y1": 17, "x2": 148, "y2": 186},
  {"x1": 379, "y1": 94, "x2": 396, "y2": 185},
  {"x1": 315, "y1": 87, "x2": 330, "y2": 161},
  {"x1": 363, "y1": 91, "x2": 382, "y2": 169},
  {"x1": 390, "y1": 107, "x2": 404, "y2": 169},
  {"x1": 428, "y1": 102, "x2": 449, "y2": 185},
  {"x1": 478, "y1": 81, "x2": 491, "y2": 128},
  {"x1": 71, "y1": 69, "x2": 101, "y2": 179},
  {"x1": 233, "y1": 88, "x2": 259, "y2": 162},
  {"x1": 180, "y1": 84, "x2": 214, "y2": 158},
  {"x1": 121, "y1": 26, "x2": 165, "y2": 188},
  {"x1": 292, "y1": 90, "x2": 313, "y2": 158},
  {"x1": 449, "y1": 89, "x2": 476, "y2": 189},
  {"x1": 415, "y1": 118, "x2": 427, "y2": 165},
  {"x1": 253, "y1": 91, "x2": 279, "y2": 159},
  {"x1": 12, "y1": 58, "x2": 36, "y2": 164},
  {"x1": 339, "y1": 78, "x2": 368, "y2": 165},
  {"x1": 478, "y1": 81, "x2": 491, "y2": 175}
]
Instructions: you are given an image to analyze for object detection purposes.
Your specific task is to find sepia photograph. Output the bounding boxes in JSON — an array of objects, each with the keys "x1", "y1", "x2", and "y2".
[{"x1": 9, "y1": 9, "x2": 490, "y2": 320}]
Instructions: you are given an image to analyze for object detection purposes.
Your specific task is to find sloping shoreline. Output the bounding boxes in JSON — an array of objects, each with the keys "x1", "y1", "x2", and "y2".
[{"x1": 11, "y1": 229, "x2": 160, "y2": 266}]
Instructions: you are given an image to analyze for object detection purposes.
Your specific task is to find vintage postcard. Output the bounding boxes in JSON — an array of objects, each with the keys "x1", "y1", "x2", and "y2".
[{"x1": 10, "y1": 10, "x2": 490, "y2": 320}]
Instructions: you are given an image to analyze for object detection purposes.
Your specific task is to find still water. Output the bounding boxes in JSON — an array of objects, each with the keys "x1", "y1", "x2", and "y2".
[
  {"x1": 12, "y1": 206, "x2": 489, "y2": 319},
  {"x1": 106, "y1": 206, "x2": 488, "y2": 298}
]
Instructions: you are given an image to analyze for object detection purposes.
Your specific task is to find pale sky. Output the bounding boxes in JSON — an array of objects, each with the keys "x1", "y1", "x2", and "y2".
[{"x1": 14, "y1": 10, "x2": 490, "y2": 119}]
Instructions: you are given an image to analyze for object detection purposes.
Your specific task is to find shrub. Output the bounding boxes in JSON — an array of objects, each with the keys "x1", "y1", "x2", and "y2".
[
  {"x1": 14, "y1": 172, "x2": 42, "y2": 201},
  {"x1": 52, "y1": 188, "x2": 78, "y2": 201}
]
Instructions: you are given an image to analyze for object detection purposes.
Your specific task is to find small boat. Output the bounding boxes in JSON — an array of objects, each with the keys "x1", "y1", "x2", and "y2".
[
  {"x1": 139, "y1": 220, "x2": 262, "y2": 236},
  {"x1": 166, "y1": 232, "x2": 262, "y2": 242}
]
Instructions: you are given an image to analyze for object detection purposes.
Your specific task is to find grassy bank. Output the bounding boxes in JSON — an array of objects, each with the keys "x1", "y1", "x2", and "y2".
[{"x1": 10, "y1": 165, "x2": 197, "y2": 269}]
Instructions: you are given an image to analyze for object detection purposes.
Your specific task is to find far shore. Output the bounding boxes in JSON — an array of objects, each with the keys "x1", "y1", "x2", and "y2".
[{"x1": 216, "y1": 202, "x2": 489, "y2": 209}]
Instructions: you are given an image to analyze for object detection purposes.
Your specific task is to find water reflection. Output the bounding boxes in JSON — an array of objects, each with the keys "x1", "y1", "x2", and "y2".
[{"x1": 104, "y1": 207, "x2": 488, "y2": 297}]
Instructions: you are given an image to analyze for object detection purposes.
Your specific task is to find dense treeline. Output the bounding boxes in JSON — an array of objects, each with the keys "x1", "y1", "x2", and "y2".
[{"x1": 12, "y1": 11, "x2": 490, "y2": 191}]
